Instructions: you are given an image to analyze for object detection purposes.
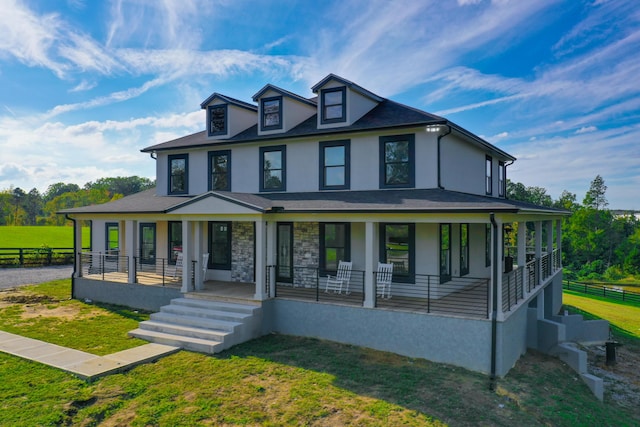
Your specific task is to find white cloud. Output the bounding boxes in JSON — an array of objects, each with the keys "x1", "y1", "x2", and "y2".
[
  {"x1": 69, "y1": 79, "x2": 97, "y2": 92},
  {"x1": 575, "y1": 126, "x2": 597, "y2": 134}
]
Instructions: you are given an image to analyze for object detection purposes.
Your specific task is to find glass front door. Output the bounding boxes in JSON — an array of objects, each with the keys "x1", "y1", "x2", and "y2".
[{"x1": 277, "y1": 223, "x2": 293, "y2": 282}]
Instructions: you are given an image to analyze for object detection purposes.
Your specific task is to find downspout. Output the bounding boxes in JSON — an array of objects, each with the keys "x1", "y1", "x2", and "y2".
[
  {"x1": 437, "y1": 125, "x2": 452, "y2": 189},
  {"x1": 149, "y1": 150, "x2": 157, "y2": 160},
  {"x1": 489, "y1": 212, "x2": 499, "y2": 390},
  {"x1": 65, "y1": 214, "x2": 77, "y2": 299}
]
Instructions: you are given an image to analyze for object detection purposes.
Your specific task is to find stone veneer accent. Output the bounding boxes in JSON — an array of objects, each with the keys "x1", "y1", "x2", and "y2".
[
  {"x1": 293, "y1": 222, "x2": 319, "y2": 287},
  {"x1": 231, "y1": 222, "x2": 254, "y2": 282}
]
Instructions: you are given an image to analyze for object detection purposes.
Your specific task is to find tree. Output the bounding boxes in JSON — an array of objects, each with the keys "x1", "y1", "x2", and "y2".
[
  {"x1": 44, "y1": 182, "x2": 80, "y2": 203},
  {"x1": 583, "y1": 175, "x2": 608, "y2": 210},
  {"x1": 506, "y1": 180, "x2": 553, "y2": 207},
  {"x1": 85, "y1": 176, "x2": 154, "y2": 197}
]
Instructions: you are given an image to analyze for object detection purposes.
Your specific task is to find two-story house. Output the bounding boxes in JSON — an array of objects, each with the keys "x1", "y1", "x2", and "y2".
[{"x1": 62, "y1": 74, "x2": 581, "y2": 379}]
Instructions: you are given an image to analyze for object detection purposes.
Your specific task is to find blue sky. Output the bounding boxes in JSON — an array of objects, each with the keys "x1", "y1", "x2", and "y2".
[{"x1": 0, "y1": 0, "x2": 638, "y2": 209}]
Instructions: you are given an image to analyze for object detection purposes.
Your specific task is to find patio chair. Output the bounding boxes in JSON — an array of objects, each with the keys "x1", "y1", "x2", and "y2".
[
  {"x1": 376, "y1": 262, "x2": 393, "y2": 299},
  {"x1": 172, "y1": 252, "x2": 183, "y2": 278},
  {"x1": 202, "y1": 253, "x2": 209, "y2": 281},
  {"x1": 325, "y1": 261, "x2": 353, "y2": 294}
]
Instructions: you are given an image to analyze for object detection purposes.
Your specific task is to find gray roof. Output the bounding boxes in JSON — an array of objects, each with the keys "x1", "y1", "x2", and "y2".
[
  {"x1": 199, "y1": 93, "x2": 258, "y2": 111},
  {"x1": 60, "y1": 187, "x2": 567, "y2": 215},
  {"x1": 252, "y1": 84, "x2": 317, "y2": 107},
  {"x1": 311, "y1": 73, "x2": 384, "y2": 102}
]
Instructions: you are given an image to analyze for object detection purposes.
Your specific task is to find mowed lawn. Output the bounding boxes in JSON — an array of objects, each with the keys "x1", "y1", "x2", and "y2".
[
  {"x1": 0, "y1": 226, "x2": 90, "y2": 248},
  {"x1": 563, "y1": 290, "x2": 640, "y2": 339}
]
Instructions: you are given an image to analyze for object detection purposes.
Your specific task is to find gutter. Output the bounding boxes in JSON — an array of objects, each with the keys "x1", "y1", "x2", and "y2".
[
  {"x1": 489, "y1": 212, "x2": 499, "y2": 390},
  {"x1": 436, "y1": 125, "x2": 452, "y2": 189},
  {"x1": 65, "y1": 214, "x2": 77, "y2": 300}
]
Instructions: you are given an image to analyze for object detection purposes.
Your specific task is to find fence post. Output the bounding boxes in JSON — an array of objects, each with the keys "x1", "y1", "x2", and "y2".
[{"x1": 19, "y1": 248, "x2": 24, "y2": 266}]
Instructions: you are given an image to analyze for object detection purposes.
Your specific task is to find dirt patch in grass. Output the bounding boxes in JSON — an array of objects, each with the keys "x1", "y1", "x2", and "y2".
[{"x1": 0, "y1": 287, "x2": 102, "y2": 320}]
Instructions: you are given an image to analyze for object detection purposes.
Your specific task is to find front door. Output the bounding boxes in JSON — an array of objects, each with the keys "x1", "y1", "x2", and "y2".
[{"x1": 277, "y1": 223, "x2": 293, "y2": 283}]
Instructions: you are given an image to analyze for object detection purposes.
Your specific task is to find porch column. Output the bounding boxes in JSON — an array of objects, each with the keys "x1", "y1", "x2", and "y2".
[
  {"x1": 181, "y1": 220, "x2": 192, "y2": 293},
  {"x1": 535, "y1": 221, "x2": 542, "y2": 287},
  {"x1": 118, "y1": 220, "x2": 126, "y2": 273},
  {"x1": 253, "y1": 219, "x2": 266, "y2": 300},
  {"x1": 495, "y1": 219, "x2": 504, "y2": 321},
  {"x1": 194, "y1": 221, "x2": 204, "y2": 291},
  {"x1": 74, "y1": 219, "x2": 83, "y2": 277},
  {"x1": 556, "y1": 219, "x2": 562, "y2": 268},
  {"x1": 517, "y1": 221, "x2": 527, "y2": 293},
  {"x1": 266, "y1": 221, "x2": 277, "y2": 298},
  {"x1": 125, "y1": 220, "x2": 137, "y2": 284},
  {"x1": 364, "y1": 221, "x2": 375, "y2": 308},
  {"x1": 546, "y1": 220, "x2": 553, "y2": 278}
]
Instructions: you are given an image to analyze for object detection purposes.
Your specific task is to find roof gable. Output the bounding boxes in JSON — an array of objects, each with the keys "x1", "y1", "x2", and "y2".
[
  {"x1": 311, "y1": 73, "x2": 383, "y2": 102},
  {"x1": 251, "y1": 84, "x2": 317, "y2": 107},
  {"x1": 200, "y1": 93, "x2": 257, "y2": 112}
]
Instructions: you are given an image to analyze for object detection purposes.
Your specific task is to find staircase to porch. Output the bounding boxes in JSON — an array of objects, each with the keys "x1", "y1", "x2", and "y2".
[{"x1": 128, "y1": 296, "x2": 262, "y2": 354}]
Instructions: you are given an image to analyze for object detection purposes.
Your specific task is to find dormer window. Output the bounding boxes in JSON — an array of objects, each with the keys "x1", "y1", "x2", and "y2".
[
  {"x1": 321, "y1": 87, "x2": 346, "y2": 124},
  {"x1": 261, "y1": 96, "x2": 282, "y2": 131},
  {"x1": 208, "y1": 104, "x2": 227, "y2": 136}
]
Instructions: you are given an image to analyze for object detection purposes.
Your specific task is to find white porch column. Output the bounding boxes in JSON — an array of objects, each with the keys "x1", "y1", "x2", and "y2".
[
  {"x1": 125, "y1": 220, "x2": 137, "y2": 284},
  {"x1": 266, "y1": 221, "x2": 277, "y2": 298},
  {"x1": 495, "y1": 219, "x2": 504, "y2": 321},
  {"x1": 254, "y1": 219, "x2": 266, "y2": 300},
  {"x1": 545, "y1": 220, "x2": 553, "y2": 278},
  {"x1": 74, "y1": 219, "x2": 83, "y2": 277},
  {"x1": 517, "y1": 221, "x2": 527, "y2": 293},
  {"x1": 194, "y1": 221, "x2": 204, "y2": 291},
  {"x1": 364, "y1": 221, "x2": 375, "y2": 308},
  {"x1": 535, "y1": 221, "x2": 542, "y2": 287},
  {"x1": 556, "y1": 219, "x2": 562, "y2": 268},
  {"x1": 181, "y1": 220, "x2": 192, "y2": 293}
]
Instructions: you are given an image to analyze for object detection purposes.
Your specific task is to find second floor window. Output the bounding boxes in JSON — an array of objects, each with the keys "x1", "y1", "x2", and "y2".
[
  {"x1": 319, "y1": 140, "x2": 350, "y2": 190},
  {"x1": 261, "y1": 97, "x2": 282, "y2": 131},
  {"x1": 209, "y1": 150, "x2": 231, "y2": 191},
  {"x1": 208, "y1": 105, "x2": 227, "y2": 136},
  {"x1": 380, "y1": 134, "x2": 415, "y2": 188},
  {"x1": 168, "y1": 154, "x2": 188, "y2": 194},
  {"x1": 498, "y1": 161, "x2": 506, "y2": 197},
  {"x1": 260, "y1": 145, "x2": 286, "y2": 191},
  {"x1": 486, "y1": 155, "x2": 493, "y2": 195},
  {"x1": 321, "y1": 87, "x2": 346, "y2": 124}
]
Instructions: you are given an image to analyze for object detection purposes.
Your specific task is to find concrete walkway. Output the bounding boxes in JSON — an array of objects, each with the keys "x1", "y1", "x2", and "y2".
[{"x1": 0, "y1": 330, "x2": 180, "y2": 381}]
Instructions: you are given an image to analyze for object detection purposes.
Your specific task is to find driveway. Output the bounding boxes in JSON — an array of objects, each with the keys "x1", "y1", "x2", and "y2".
[{"x1": 0, "y1": 266, "x2": 73, "y2": 290}]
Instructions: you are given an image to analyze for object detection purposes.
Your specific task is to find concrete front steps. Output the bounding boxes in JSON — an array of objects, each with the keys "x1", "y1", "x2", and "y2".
[{"x1": 129, "y1": 297, "x2": 262, "y2": 354}]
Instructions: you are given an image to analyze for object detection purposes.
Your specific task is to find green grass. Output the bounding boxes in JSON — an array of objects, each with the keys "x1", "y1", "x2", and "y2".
[
  {"x1": 0, "y1": 225, "x2": 90, "y2": 248},
  {"x1": 0, "y1": 280, "x2": 638, "y2": 426}
]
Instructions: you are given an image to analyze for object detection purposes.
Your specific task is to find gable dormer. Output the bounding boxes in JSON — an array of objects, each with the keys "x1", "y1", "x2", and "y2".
[
  {"x1": 200, "y1": 93, "x2": 257, "y2": 140},
  {"x1": 311, "y1": 74, "x2": 383, "y2": 129},
  {"x1": 252, "y1": 84, "x2": 317, "y2": 136}
]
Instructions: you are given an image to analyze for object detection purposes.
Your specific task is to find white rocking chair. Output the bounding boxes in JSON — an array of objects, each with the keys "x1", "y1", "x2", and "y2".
[
  {"x1": 172, "y1": 252, "x2": 184, "y2": 278},
  {"x1": 202, "y1": 253, "x2": 210, "y2": 281},
  {"x1": 376, "y1": 262, "x2": 393, "y2": 298},
  {"x1": 325, "y1": 261, "x2": 353, "y2": 294}
]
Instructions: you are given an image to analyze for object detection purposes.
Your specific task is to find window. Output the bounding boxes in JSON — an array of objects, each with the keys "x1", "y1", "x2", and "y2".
[
  {"x1": 498, "y1": 161, "x2": 506, "y2": 197},
  {"x1": 319, "y1": 140, "x2": 350, "y2": 190},
  {"x1": 209, "y1": 150, "x2": 231, "y2": 191},
  {"x1": 139, "y1": 223, "x2": 156, "y2": 265},
  {"x1": 380, "y1": 223, "x2": 415, "y2": 281},
  {"x1": 208, "y1": 222, "x2": 232, "y2": 270},
  {"x1": 486, "y1": 155, "x2": 493, "y2": 195},
  {"x1": 320, "y1": 223, "x2": 350, "y2": 272},
  {"x1": 168, "y1": 221, "x2": 182, "y2": 265},
  {"x1": 380, "y1": 134, "x2": 415, "y2": 188},
  {"x1": 440, "y1": 224, "x2": 451, "y2": 283},
  {"x1": 208, "y1": 104, "x2": 227, "y2": 136},
  {"x1": 105, "y1": 222, "x2": 118, "y2": 255},
  {"x1": 261, "y1": 96, "x2": 282, "y2": 131},
  {"x1": 321, "y1": 87, "x2": 346, "y2": 124},
  {"x1": 485, "y1": 223, "x2": 491, "y2": 267},
  {"x1": 168, "y1": 154, "x2": 188, "y2": 194},
  {"x1": 260, "y1": 145, "x2": 286, "y2": 191},
  {"x1": 460, "y1": 223, "x2": 469, "y2": 276}
]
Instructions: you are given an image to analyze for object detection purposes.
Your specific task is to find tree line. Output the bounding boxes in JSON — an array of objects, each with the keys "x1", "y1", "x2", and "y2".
[
  {"x1": 508, "y1": 175, "x2": 640, "y2": 281},
  {"x1": 0, "y1": 176, "x2": 155, "y2": 226}
]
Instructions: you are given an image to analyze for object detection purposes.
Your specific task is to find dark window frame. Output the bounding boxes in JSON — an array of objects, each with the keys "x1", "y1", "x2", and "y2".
[
  {"x1": 208, "y1": 150, "x2": 231, "y2": 191},
  {"x1": 207, "y1": 104, "x2": 227, "y2": 136},
  {"x1": 440, "y1": 223, "x2": 452, "y2": 283},
  {"x1": 379, "y1": 223, "x2": 415, "y2": 283},
  {"x1": 259, "y1": 145, "x2": 286, "y2": 192},
  {"x1": 460, "y1": 223, "x2": 469, "y2": 276},
  {"x1": 260, "y1": 96, "x2": 283, "y2": 131},
  {"x1": 319, "y1": 223, "x2": 351, "y2": 274},
  {"x1": 208, "y1": 221, "x2": 232, "y2": 270},
  {"x1": 498, "y1": 160, "x2": 506, "y2": 197},
  {"x1": 319, "y1": 140, "x2": 350, "y2": 190},
  {"x1": 168, "y1": 153, "x2": 188, "y2": 195},
  {"x1": 139, "y1": 222, "x2": 156, "y2": 265},
  {"x1": 486, "y1": 155, "x2": 493, "y2": 195},
  {"x1": 379, "y1": 134, "x2": 415, "y2": 189},
  {"x1": 320, "y1": 87, "x2": 346, "y2": 124},
  {"x1": 168, "y1": 221, "x2": 182, "y2": 265},
  {"x1": 105, "y1": 222, "x2": 118, "y2": 254}
]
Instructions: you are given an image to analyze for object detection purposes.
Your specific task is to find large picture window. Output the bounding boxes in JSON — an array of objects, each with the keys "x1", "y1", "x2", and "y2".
[
  {"x1": 260, "y1": 145, "x2": 286, "y2": 191},
  {"x1": 460, "y1": 223, "x2": 469, "y2": 276},
  {"x1": 261, "y1": 96, "x2": 282, "y2": 131},
  {"x1": 320, "y1": 223, "x2": 350, "y2": 272},
  {"x1": 208, "y1": 222, "x2": 232, "y2": 270},
  {"x1": 440, "y1": 224, "x2": 451, "y2": 283},
  {"x1": 208, "y1": 104, "x2": 227, "y2": 136},
  {"x1": 486, "y1": 155, "x2": 493, "y2": 195},
  {"x1": 321, "y1": 87, "x2": 346, "y2": 124},
  {"x1": 139, "y1": 223, "x2": 156, "y2": 265},
  {"x1": 168, "y1": 154, "x2": 188, "y2": 195},
  {"x1": 209, "y1": 150, "x2": 231, "y2": 191},
  {"x1": 380, "y1": 134, "x2": 415, "y2": 188},
  {"x1": 168, "y1": 221, "x2": 182, "y2": 265},
  {"x1": 319, "y1": 140, "x2": 350, "y2": 190},
  {"x1": 380, "y1": 223, "x2": 415, "y2": 281}
]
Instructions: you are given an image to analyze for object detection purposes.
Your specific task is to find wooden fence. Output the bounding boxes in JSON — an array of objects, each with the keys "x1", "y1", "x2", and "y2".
[
  {"x1": 0, "y1": 248, "x2": 85, "y2": 268},
  {"x1": 563, "y1": 280, "x2": 640, "y2": 304}
]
